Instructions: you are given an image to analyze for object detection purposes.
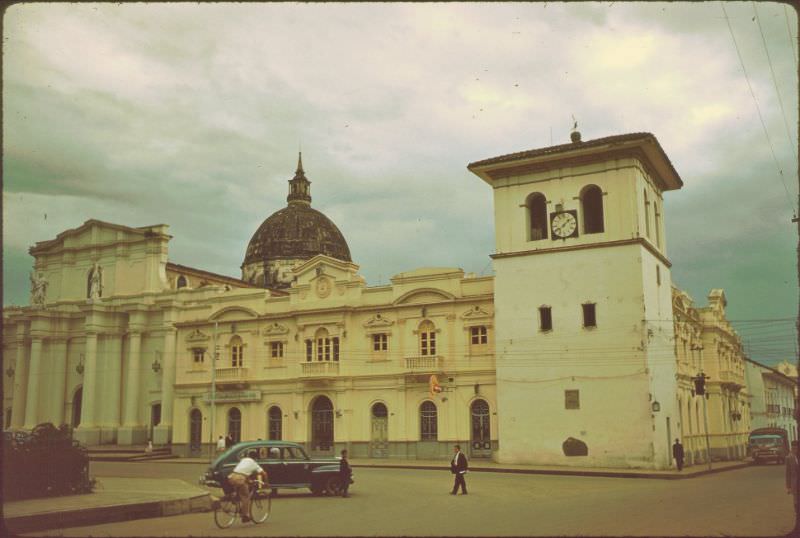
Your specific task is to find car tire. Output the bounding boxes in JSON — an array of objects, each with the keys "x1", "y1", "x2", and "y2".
[
  {"x1": 310, "y1": 485, "x2": 323, "y2": 496},
  {"x1": 325, "y1": 476, "x2": 342, "y2": 496}
]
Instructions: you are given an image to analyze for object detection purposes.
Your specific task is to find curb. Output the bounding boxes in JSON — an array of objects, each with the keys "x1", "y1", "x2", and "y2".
[
  {"x1": 3, "y1": 493, "x2": 211, "y2": 534},
  {"x1": 349, "y1": 461, "x2": 753, "y2": 480}
]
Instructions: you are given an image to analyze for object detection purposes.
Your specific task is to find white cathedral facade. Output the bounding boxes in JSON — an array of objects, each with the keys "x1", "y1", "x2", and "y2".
[{"x1": 3, "y1": 132, "x2": 752, "y2": 469}]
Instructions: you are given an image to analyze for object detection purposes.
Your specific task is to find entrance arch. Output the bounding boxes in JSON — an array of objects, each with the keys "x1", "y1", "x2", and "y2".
[
  {"x1": 228, "y1": 408, "x2": 242, "y2": 443},
  {"x1": 71, "y1": 387, "x2": 83, "y2": 428},
  {"x1": 370, "y1": 402, "x2": 389, "y2": 458},
  {"x1": 470, "y1": 399, "x2": 491, "y2": 458},
  {"x1": 310, "y1": 396, "x2": 334, "y2": 455},
  {"x1": 189, "y1": 409, "x2": 203, "y2": 454}
]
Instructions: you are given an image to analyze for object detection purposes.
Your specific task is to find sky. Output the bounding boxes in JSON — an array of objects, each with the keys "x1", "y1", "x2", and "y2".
[{"x1": 3, "y1": 2, "x2": 798, "y2": 366}]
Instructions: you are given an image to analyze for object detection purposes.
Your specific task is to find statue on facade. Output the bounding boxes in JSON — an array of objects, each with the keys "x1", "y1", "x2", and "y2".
[
  {"x1": 88, "y1": 263, "x2": 103, "y2": 299},
  {"x1": 29, "y1": 271, "x2": 48, "y2": 307}
]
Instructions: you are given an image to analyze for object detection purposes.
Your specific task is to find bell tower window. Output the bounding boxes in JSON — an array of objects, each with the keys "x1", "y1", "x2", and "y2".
[
  {"x1": 526, "y1": 192, "x2": 548, "y2": 241},
  {"x1": 580, "y1": 185, "x2": 604, "y2": 234}
]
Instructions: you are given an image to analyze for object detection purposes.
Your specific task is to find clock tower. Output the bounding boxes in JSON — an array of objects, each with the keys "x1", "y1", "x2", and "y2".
[{"x1": 468, "y1": 131, "x2": 683, "y2": 469}]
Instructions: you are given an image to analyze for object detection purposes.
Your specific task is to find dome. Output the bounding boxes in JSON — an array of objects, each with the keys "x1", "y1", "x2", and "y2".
[
  {"x1": 241, "y1": 154, "x2": 351, "y2": 288},
  {"x1": 243, "y1": 203, "x2": 351, "y2": 265}
]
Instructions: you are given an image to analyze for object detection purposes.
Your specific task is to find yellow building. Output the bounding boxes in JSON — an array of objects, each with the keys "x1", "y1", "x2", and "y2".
[{"x1": 1, "y1": 133, "x2": 755, "y2": 467}]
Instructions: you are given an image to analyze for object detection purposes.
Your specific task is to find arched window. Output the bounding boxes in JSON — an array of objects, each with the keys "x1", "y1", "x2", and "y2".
[
  {"x1": 420, "y1": 401, "x2": 438, "y2": 440},
  {"x1": 228, "y1": 407, "x2": 242, "y2": 443},
  {"x1": 268, "y1": 406, "x2": 282, "y2": 440},
  {"x1": 581, "y1": 185, "x2": 604, "y2": 234},
  {"x1": 526, "y1": 192, "x2": 548, "y2": 241},
  {"x1": 230, "y1": 336, "x2": 244, "y2": 367},
  {"x1": 177, "y1": 275, "x2": 188, "y2": 289},
  {"x1": 372, "y1": 402, "x2": 388, "y2": 418},
  {"x1": 419, "y1": 320, "x2": 436, "y2": 356},
  {"x1": 315, "y1": 328, "x2": 331, "y2": 361},
  {"x1": 643, "y1": 190, "x2": 651, "y2": 237}
]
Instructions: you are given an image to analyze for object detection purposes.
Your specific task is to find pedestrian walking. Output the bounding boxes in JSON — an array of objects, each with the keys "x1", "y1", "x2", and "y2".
[
  {"x1": 672, "y1": 438, "x2": 684, "y2": 471},
  {"x1": 786, "y1": 440, "x2": 799, "y2": 512},
  {"x1": 339, "y1": 449, "x2": 352, "y2": 498},
  {"x1": 225, "y1": 434, "x2": 233, "y2": 448},
  {"x1": 145, "y1": 439, "x2": 153, "y2": 454},
  {"x1": 216, "y1": 435, "x2": 226, "y2": 452},
  {"x1": 450, "y1": 445, "x2": 468, "y2": 495}
]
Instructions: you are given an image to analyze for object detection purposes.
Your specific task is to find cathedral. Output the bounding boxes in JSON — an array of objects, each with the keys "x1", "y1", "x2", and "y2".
[{"x1": 2, "y1": 132, "x2": 752, "y2": 468}]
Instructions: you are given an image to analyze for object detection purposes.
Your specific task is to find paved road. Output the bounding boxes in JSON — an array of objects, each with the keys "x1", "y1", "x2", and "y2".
[{"x1": 30, "y1": 462, "x2": 796, "y2": 536}]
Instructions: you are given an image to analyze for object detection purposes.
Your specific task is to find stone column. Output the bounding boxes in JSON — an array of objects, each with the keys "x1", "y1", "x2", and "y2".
[
  {"x1": 118, "y1": 329, "x2": 145, "y2": 445},
  {"x1": 50, "y1": 338, "x2": 69, "y2": 426},
  {"x1": 153, "y1": 329, "x2": 176, "y2": 445},
  {"x1": 10, "y1": 333, "x2": 29, "y2": 429},
  {"x1": 100, "y1": 334, "x2": 122, "y2": 444},
  {"x1": 23, "y1": 338, "x2": 43, "y2": 428},
  {"x1": 75, "y1": 332, "x2": 101, "y2": 446}
]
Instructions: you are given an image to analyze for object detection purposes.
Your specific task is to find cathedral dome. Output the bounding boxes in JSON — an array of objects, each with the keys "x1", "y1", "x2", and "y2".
[{"x1": 241, "y1": 154, "x2": 351, "y2": 288}]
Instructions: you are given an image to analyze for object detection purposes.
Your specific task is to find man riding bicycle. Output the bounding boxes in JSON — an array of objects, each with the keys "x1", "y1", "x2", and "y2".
[{"x1": 227, "y1": 450, "x2": 269, "y2": 522}]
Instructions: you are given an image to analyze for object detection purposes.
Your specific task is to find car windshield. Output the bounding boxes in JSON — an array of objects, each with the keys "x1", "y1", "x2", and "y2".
[{"x1": 750, "y1": 436, "x2": 782, "y2": 447}]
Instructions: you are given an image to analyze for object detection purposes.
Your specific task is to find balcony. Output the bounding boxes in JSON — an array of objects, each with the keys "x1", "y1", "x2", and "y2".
[
  {"x1": 216, "y1": 367, "x2": 249, "y2": 379},
  {"x1": 404, "y1": 355, "x2": 441, "y2": 371},
  {"x1": 300, "y1": 361, "x2": 340, "y2": 377}
]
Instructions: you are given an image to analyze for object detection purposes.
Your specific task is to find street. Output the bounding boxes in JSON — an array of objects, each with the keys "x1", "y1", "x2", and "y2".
[{"x1": 24, "y1": 461, "x2": 796, "y2": 536}]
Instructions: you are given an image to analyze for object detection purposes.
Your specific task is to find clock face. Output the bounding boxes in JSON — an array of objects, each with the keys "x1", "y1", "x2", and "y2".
[
  {"x1": 550, "y1": 211, "x2": 578, "y2": 239},
  {"x1": 315, "y1": 276, "x2": 332, "y2": 298}
]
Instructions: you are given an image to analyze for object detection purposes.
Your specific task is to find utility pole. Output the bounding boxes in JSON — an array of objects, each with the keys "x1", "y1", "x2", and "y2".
[
  {"x1": 702, "y1": 392, "x2": 712, "y2": 471},
  {"x1": 209, "y1": 321, "x2": 218, "y2": 461}
]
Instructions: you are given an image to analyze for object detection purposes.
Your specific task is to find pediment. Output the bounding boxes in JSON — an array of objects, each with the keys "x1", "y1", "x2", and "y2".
[
  {"x1": 209, "y1": 305, "x2": 259, "y2": 321},
  {"x1": 185, "y1": 329, "x2": 210, "y2": 343},
  {"x1": 263, "y1": 322, "x2": 290, "y2": 336},
  {"x1": 363, "y1": 313, "x2": 395, "y2": 329},
  {"x1": 461, "y1": 305, "x2": 492, "y2": 320},
  {"x1": 293, "y1": 254, "x2": 360, "y2": 284},
  {"x1": 394, "y1": 288, "x2": 456, "y2": 305}
]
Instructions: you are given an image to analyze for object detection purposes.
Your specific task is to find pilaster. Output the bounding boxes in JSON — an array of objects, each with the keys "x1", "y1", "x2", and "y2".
[
  {"x1": 153, "y1": 328, "x2": 176, "y2": 445},
  {"x1": 10, "y1": 329, "x2": 29, "y2": 429},
  {"x1": 23, "y1": 338, "x2": 43, "y2": 428}
]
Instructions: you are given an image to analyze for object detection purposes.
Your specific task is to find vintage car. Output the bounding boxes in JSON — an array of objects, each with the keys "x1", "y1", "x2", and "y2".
[
  {"x1": 201, "y1": 440, "x2": 351, "y2": 496},
  {"x1": 749, "y1": 427, "x2": 789, "y2": 465}
]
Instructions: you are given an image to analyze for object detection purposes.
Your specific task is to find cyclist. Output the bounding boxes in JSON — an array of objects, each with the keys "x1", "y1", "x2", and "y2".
[{"x1": 227, "y1": 449, "x2": 268, "y2": 522}]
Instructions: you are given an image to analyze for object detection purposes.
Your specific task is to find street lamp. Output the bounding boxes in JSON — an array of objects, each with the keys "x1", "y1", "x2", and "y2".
[
  {"x1": 75, "y1": 354, "x2": 85, "y2": 375},
  {"x1": 692, "y1": 372, "x2": 713, "y2": 471},
  {"x1": 152, "y1": 351, "x2": 162, "y2": 373},
  {"x1": 5, "y1": 364, "x2": 15, "y2": 377}
]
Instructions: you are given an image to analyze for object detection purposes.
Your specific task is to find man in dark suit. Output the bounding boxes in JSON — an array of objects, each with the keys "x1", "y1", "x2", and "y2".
[
  {"x1": 450, "y1": 445, "x2": 468, "y2": 495},
  {"x1": 672, "y1": 438, "x2": 685, "y2": 471},
  {"x1": 786, "y1": 441, "x2": 799, "y2": 513},
  {"x1": 339, "y1": 449, "x2": 352, "y2": 498}
]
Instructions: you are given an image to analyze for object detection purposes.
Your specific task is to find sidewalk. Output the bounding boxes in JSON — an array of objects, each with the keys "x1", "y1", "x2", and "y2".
[
  {"x1": 3, "y1": 477, "x2": 211, "y2": 534},
  {"x1": 156, "y1": 454, "x2": 751, "y2": 479}
]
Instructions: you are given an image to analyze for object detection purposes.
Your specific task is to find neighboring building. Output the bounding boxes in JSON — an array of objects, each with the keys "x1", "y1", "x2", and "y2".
[
  {"x1": 2, "y1": 132, "x2": 758, "y2": 468},
  {"x1": 775, "y1": 360, "x2": 798, "y2": 381},
  {"x1": 746, "y1": 358, "x2": 796, "y2": 441}
]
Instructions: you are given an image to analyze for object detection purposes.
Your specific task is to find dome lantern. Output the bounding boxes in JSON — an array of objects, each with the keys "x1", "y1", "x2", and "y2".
[{"x1": 287, "y1": 152, "x2": 312, "y2": 205}]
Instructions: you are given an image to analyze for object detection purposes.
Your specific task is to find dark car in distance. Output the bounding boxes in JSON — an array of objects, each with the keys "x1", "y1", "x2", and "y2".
[{"x1": 201, "y1": 440, "x2": 351, "y2": 496}]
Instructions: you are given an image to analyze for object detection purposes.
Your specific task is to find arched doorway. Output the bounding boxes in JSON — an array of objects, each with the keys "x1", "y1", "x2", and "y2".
[
  {"x1": 189, "y1": 409, "x2": 202, "y2": 454},
  {"x1": 71, "y1": 387, "x2": 83, "y2": 428},
  {"x1": 268, "y1": 406, "x2": 282, "y2": 440},
  {"x1": 470, "y1": 399, "x2": 491, "y2": 458},
  {"x1": 228, "y1": 408, "x2": 242, "y2": 443},
  {"x1": 310, "y1": 396, "x2": 334, "y2": 455},
  {"x1": 370, "y1": 402, "x2": 389, "y2": 458}
]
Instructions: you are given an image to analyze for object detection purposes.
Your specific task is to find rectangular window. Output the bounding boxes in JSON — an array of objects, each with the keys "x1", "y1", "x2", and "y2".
[
  {"x1": 582, "y1": 303, "x2": 597, "y2": 328},
  {"x1": 372, "y1": 333, "x2": 388, "y2": 352},
  {"x1": 421, "y1": 333, "x2": 429, "y2": 356},
  {"x1": 324, "y1": 338, "x2": 331, "y2": 361},
  {"x1": 231, "y1": 346, "x2": 243, "y2": 367},
  {"x1": 539, "y1": 307, "x2": 552, "y2": 331},
  {"x1": 565, "y1": 390, "x2": 580, "y2": 410},
  {"x1": 305, "y1": 339, "x2": 313, "y2": 362},
  {"x1": 317, "y1": 339, "x2": 324, "y2": 361},
  {"x1": 193, "y1": 348, "x2": 205, "y2": 363},
  {"x1": 270, "y1": 341, "x2": 284, "y2": 358},
  {"x1": 333, "y1": 337, "x2": 340, "y2": 361},
  {"x1": 470, "y1": 326, "x2": 488, "y2": 345}
]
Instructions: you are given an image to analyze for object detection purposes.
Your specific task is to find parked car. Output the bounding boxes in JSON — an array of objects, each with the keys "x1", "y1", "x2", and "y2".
[
  {"x1": 749, "y1": 427, "x2": 789, "y2": 464},
  {"x1": 201, "y1": 440, "x2": 351, "y2": 496}
]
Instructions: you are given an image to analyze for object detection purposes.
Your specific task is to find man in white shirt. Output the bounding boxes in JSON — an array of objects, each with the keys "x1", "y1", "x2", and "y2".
[
  {"x1": 227, "y1": 450, "x2": 268, "y2": 522},
  {"x1": 216, "y1": 436, "x2": 226, "y2": 452},
  {"x1": 450, "y1": 445, "x2": 468, "y2": 495}
]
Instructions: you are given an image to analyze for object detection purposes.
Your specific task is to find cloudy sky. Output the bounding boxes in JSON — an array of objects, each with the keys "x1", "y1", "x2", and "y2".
[{"x1": 4, "y1": 2, "x2": 798, "y2": 366}]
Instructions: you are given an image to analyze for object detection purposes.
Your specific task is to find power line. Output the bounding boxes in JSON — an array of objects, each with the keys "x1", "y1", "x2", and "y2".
[
  {"x1": 752, "y1": 2, "x2": 797, "y2": 160},
  {"x1": 721, "y1": 1, "x2": 796, "y2": 214}
]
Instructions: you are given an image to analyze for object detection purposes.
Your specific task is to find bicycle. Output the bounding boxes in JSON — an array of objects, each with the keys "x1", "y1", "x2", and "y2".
[{"x1": 214, "y1": 479, "x2": 272, "y2": 528}]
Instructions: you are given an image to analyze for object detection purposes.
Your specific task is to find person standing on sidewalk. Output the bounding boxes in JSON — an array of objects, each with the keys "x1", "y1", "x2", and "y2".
[
  {"x1": 339, "y1": 449, "x2": 352, "y2": 498},
  {"x1": 672, "y1": 438, "x2": 684, "y2": 471},
  {"x1": 225, "y1": 434, "x2": 233, "y2": 448},
  {"x1": 216, "y1": 436, "x2": 226, "y2": 452},
  {"x1": 450, "y1": 445, "x2": 468, "y2": 495},
  {"x1": 786, "y1": 440, "x2": 799, "y2": 512}
]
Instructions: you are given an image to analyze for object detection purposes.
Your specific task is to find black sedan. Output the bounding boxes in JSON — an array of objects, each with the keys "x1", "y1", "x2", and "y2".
[{"x1": 201, "y1": 440, "x2": 351, "y2": 496}]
